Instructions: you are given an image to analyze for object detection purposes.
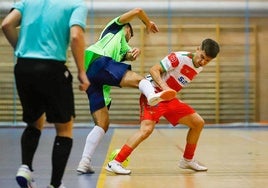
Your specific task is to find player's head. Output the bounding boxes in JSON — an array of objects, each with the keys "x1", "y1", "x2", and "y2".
[
  {"x1": 193, "y1": 38, "x2": 220, "y2": 68},
  {"x1": 201, "y1": 38, "x2": 220, "y2": 59},
  {"x1": 124, "y1": 23, "x2": 133, "y2": 42}
]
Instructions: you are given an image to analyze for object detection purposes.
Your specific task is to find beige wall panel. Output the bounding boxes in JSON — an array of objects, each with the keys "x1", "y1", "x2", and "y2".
[{"x1": 0, "y1": 13, "x2": 267, "y2": 124}]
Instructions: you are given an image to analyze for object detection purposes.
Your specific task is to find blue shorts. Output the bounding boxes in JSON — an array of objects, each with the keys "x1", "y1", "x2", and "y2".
[{"x1": 86, "y1": 56, "x2": 131, "y2": 113}]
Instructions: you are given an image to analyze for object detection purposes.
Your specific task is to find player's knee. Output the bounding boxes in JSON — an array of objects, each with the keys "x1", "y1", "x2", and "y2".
[
  {"x1": 194, "y1": 117, "x2": 205, "y2": 130},
  {"x1": 120, "y1": 71, "x2": 140, "y2": 88}
]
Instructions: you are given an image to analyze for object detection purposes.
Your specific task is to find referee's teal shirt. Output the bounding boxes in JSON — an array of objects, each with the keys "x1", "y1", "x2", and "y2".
[{"x1": 13, "y1": 0, "x2": 88, "y2": 61}]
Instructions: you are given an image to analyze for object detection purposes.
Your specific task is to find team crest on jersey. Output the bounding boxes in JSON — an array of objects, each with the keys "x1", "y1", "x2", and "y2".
[
  {"x1": 181, "y1": 64, "x2": 197, "y2": 80},
  {"x1": 168, "y1": 52, "x2": 179, "y2": 67}
]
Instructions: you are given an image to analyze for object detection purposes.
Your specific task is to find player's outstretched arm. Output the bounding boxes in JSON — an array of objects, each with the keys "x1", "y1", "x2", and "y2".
[{"x1": 118, "y1": 8, "x2": 159, "y2": 34}]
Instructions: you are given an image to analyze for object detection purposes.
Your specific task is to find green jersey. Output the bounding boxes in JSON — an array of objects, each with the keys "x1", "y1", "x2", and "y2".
[{"x1": 85, "y1": 16, "x2": 131, "y2": 106}]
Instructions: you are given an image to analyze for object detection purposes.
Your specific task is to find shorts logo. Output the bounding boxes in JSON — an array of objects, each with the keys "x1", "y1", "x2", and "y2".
[
  {"x1": 168, "y1": 52, "x2": 179, "y2": 67},
  {"x1": 64, "y1": 71, "x2": 69, "y2": 78}
]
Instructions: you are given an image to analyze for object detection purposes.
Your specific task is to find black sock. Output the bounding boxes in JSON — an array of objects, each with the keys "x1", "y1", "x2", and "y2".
[
  {"x1": 21, "y1": 125, "x2": 41, "y2": 171},
  {"x1": 50, "y1": 136, "x2": 73, "y2": 187}
]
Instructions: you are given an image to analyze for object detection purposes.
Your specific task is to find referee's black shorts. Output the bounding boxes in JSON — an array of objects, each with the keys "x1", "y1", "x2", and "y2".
[{"x1": 15, "y1": 58, "x2": 75, "y2": 124}]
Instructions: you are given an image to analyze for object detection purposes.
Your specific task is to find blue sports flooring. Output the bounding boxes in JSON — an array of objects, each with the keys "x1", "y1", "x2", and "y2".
[
  {"x1": 0, "y1": 126, "x2": 113, "y2": 188},
  {"x1": 0, "y1": 124, "x2": 268, "y2": 188}
]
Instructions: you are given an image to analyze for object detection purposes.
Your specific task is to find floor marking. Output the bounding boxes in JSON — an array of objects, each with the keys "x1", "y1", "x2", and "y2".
[{"x1": 96, "y1": 129, "x2": 118, "y2": 188}]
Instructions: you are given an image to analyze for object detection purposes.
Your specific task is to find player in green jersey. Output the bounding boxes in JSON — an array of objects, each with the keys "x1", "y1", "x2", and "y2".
[{"x1": 77, "y1": 8, "x2": 176, "y2": 174}]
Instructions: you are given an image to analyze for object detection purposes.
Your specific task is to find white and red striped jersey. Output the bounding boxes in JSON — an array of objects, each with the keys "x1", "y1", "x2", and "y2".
[{"x1": 146, "y1": 51, "x2": 203, "y2": 92}]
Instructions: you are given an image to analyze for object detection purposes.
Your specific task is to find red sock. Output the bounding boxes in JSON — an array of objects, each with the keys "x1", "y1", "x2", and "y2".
[
  {"x1": 115, "y1": 144, "x2": 133, "y2": 163},
  {"x1": 183, "y1": 143, "x2": 197, "y2": 160}
]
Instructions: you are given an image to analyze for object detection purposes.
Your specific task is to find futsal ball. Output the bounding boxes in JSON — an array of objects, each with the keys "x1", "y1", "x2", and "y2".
[{"x1": 109, "y1": 148, "x2": 130, "y2": 168}]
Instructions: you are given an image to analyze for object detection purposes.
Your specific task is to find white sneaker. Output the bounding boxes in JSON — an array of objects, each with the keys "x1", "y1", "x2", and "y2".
[
  {"x1": 76, "y1": 158, "x2": 95, "y2": 174},
  {"x1": 16, "y1": 165, "x2": 37, "y2": 188},
  {"x1": 47, "y1": 183, "x2": 66, "y2": 188},
  {"x1": 179, "y1": 158, "x2": 208, "y2": 171},
  {"x1": 105, "y1": 160, "x2": 131, "y2": 175},
  {"x1": 147, "y1": 89, "x2": 176, "y2": 106}
]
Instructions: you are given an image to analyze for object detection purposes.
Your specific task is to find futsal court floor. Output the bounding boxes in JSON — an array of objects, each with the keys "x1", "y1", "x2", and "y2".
[{"x1": 0, "y1": 123, "x2": 268, "y2": 188}]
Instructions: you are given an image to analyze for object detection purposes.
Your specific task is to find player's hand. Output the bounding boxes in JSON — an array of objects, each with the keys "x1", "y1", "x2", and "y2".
[
  {"x1": 146, "y1": 21, "x2": 159, "y2": 34},
  {"x1": 78, "y1": 71, "x2": 90, "y2": 91},
  {"x1": 125, "y1": 48, "x2": 141, "y2": 61},
  {"x1": 130, "y1": 47, "x2": 141, "y2": 60}
]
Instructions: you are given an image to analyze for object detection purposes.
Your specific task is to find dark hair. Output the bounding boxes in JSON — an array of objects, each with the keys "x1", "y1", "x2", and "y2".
[
  {"x1": 201, "y1": 38, "x2": 220, "y2": 58},
  {"x1": 126, "y1": 23, "x2": 134, "y2": 37}
]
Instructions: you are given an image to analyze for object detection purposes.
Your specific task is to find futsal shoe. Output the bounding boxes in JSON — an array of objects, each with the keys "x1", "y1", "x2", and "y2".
[
  {"x1": 148, "y1": 89, "x2": 176, "y2": 106},
  {"x1": 105, "y1": 160, "x2": 131, "y2": 175},
  {"x1": 77, "y1": 158, "x2": 95, "y2": 174},
  {"x1": 16, "y1": 164, "x2": 37, "y2": 188},
  {"x1": 179, "y1": 158, "x2": 208, "y2": 171}
]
